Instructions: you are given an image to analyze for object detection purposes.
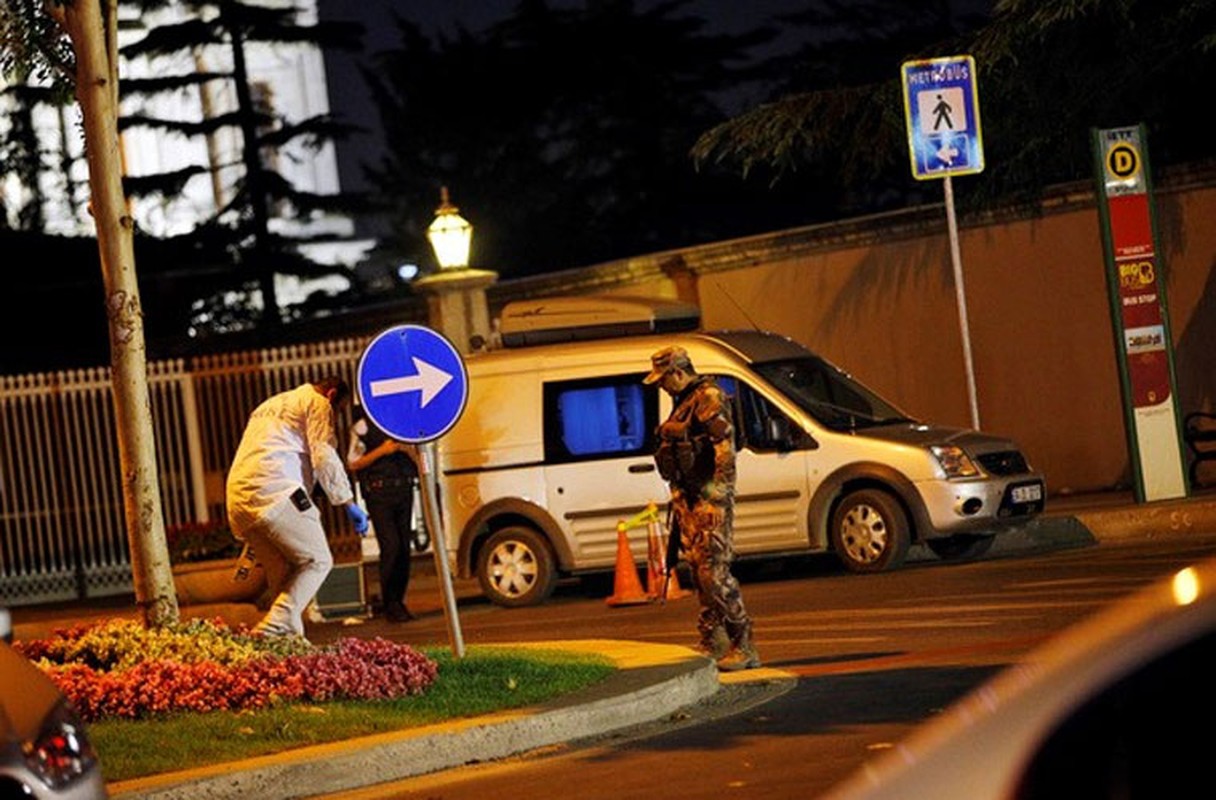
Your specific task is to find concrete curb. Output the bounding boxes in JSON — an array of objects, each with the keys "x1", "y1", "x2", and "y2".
[
  {"x1": 990, "y1": 513, "x2": 1098, "y2": 555},
  {"x1": 1067, "y1": 496, "x2": 1216, "y2": 542},
  {"x1": 905, "y1": 513, "x2": 1098, "y2": 563},
  {"x1": 107, "y1": 641, "x2": 718, "y2": 800},
  {"x1": 908, "y1": 493, "x2": 1216, "y2": 563}
]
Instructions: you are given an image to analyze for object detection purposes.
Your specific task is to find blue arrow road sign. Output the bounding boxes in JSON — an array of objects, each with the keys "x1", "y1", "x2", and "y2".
[
  {"x1": 357, "y1": 324, "x2": 468, "y2": 443},
  {"x1": 901, "y1": 54, "x2": 984, "y2": 180}
]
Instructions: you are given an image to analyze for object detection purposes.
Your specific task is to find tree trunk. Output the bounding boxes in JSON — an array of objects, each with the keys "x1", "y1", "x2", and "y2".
[{"x1": 53, "y1": 0, "x2": 178, "y2": 627}]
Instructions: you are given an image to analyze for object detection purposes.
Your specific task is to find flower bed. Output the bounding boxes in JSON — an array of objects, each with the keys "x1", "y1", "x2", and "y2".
[{"x1": 14, "y1": 618, "x2": 438, "y2": 722}]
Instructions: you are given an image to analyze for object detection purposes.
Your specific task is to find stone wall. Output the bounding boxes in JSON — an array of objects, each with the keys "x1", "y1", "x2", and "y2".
[{"x1": 488, "y1": 170, "x2": 1216, "y2": 496}]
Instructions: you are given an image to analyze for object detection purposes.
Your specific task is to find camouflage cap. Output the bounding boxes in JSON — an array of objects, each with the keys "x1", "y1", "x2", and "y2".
[{"x1": 643, "y1": 345, "x2": 693, "y2": 384}]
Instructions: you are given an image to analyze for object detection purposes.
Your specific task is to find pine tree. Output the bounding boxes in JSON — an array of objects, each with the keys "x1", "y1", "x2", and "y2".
[{"x1": 117, "y1": 0, "x2": 365, "y2": 332}]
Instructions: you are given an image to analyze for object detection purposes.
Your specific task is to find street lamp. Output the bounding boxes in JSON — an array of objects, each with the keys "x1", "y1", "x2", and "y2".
[
  {"x1": 426, "y1": 186, "x2": 473, "y2": 270},
  {"x1": 415, "y1": 185, "x2": 497, "y2": 355}
]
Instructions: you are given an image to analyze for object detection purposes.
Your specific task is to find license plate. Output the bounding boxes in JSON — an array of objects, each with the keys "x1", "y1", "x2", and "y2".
[{"x1": 1012, "y1": 483, "x2": 1043, "y2": 504}]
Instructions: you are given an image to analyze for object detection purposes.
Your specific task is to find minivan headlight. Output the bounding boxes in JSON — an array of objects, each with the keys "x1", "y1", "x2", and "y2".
[
  {"x1": 930, "y1": 445, "x2": 980, "y2": 478},
  {"x1": 23, "y1": 700, "x2": 98, "y2": 789}
]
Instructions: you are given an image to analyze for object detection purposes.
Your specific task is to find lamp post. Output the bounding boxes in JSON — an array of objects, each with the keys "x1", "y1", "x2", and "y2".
[
  {"x1": 426, "y1": 186, "x2": 473, "y2": 270},
  {"x1": 414, "y1": 187, "x2": 499, "y2": 354}
]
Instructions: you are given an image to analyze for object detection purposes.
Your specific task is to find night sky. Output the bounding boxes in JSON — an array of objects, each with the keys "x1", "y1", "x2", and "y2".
[{"x1": 316, "y1": 0, "x2": 823, "y2": 192}]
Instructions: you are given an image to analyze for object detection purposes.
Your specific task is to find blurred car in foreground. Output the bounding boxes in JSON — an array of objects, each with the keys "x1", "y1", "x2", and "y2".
[
  {"x1": 821, "y1": 555, "x2": 1216, "y2": 800},
  {"x1": 0, "y1": 608, "x2": 108, "y2": 799}
]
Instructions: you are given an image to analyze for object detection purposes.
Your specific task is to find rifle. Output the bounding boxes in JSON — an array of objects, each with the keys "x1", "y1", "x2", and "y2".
[{"x1": 662, "y1": 502, "x2": 681, "y2": 604}]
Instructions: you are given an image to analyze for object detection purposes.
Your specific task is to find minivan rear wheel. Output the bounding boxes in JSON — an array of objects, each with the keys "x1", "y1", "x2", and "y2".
[
  {"x1": 477, "y1": 526, "x2": 558, "y2": 608},
  {"x1": 830, "y1": 489, "x2": 910, "y2": 573}
]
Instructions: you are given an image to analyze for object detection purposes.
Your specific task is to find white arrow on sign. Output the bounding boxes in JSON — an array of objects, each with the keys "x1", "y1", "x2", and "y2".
[
  {"x1": 369, "y1": 356, "x2": 453, "y2": 407},
  {"x1": 936, "y1": 141, "x2": 959, "y2": 165}
]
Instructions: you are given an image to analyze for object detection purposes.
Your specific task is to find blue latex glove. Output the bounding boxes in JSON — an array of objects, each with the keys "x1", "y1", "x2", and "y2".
[{"x1": 345, "y1": 503, "x2": 370, "y2": 535}]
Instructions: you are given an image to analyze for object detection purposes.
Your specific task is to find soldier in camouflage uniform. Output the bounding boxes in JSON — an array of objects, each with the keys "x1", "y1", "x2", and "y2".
[{"x1": 645, "y1": 346, "x2": 761, "y2": 671}]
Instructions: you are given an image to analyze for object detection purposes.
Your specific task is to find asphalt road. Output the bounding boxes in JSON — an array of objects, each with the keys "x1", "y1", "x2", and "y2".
[{"x1": 312, "y1": 528, "x2": 1216, "y2": 799}]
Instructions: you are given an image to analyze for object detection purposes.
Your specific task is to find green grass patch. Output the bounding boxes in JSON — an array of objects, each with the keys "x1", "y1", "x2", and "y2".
[{"x1": 94, "y1": 646, "x2": 614, "y2": 782}]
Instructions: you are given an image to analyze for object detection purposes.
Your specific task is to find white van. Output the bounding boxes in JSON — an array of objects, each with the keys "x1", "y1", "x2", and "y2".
[{"x1": 437, "y1": 296, "x2": 1045, "y2": 607}]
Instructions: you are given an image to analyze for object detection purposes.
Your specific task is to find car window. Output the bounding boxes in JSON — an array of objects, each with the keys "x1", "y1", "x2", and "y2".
[
  {"x1": 543, "y1": 373, "x2": 658, "y2": 463},
  {"x1": 752, "y1": 357, "x2": 913, "y2": 431},
  {"x1": 712, "y1": 374, "x2": 815, "y2": 452}
]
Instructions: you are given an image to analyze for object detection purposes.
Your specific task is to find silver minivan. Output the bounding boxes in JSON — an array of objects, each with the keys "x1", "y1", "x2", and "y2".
[{"x1": 437, "y1": 296, "x2": 1045, "y2": 607}]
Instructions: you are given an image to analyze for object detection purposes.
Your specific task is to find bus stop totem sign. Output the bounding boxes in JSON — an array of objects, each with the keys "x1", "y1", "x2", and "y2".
[
  {"x1": 1092, "y1": 125, "x2": 1187, "y2": 502},
  {"x1": 901, "y1": 54, "x2": 984, "y2": 180}
]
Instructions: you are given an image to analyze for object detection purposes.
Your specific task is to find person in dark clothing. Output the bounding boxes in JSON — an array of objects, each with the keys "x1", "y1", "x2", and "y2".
[{"x1": 346, "y1": 405, "x2": 420, "y2": 622}]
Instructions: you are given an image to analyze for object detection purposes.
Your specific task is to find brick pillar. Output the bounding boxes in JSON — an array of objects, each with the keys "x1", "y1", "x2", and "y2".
[{"x1": 411, "y1": 268, "x2": 499, "y2": 354}]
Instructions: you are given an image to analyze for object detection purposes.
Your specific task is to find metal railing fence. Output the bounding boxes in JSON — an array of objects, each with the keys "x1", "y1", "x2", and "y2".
[{"x1": 0, "y1": 337, "x2": 369, "y2": 606}]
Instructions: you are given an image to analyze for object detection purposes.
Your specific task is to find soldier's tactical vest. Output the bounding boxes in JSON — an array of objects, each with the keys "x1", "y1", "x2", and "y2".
[{"x1": 654, "y1": 377, "x2": 716, "y2": 490}]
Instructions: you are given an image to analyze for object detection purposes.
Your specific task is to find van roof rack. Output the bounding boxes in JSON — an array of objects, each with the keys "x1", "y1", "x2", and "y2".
[{"x1": 498, "y1": 295, "x2": 700, "y2": 348}]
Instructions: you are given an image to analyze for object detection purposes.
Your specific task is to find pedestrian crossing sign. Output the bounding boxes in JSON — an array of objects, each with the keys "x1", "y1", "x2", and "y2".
[{"x1": 901, "y1": 54, "x2": 984, "y2": 180}]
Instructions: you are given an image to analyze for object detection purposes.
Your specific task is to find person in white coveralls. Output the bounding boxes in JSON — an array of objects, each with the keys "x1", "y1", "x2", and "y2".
[{"x1": 225, "y1": 376, "x2": 370, "y2": 638}]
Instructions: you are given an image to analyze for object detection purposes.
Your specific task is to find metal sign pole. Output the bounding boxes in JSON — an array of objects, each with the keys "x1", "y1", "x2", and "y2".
[
  {"x1": 943, "y1": 174, "x2": 981, "y2": 431},
  {"x1": 419, "y1": 439, "x2": 464, "y2": 657},
  {"x1": 901, "y1": 55, "x2": 984, "y2": 432},
  {"x1": 357, "y1": 324, "x2": 470, "y2": 658}
]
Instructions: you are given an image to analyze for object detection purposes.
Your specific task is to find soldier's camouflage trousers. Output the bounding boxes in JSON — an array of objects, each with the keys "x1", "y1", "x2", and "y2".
[{"x1": 674, "y1": 496, "x2": 754, "y2": 651}]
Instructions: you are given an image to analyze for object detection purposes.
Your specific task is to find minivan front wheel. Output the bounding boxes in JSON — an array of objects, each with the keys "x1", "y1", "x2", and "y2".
[
  {"x1": 477, "y1": 526, "x2": 558, "y2": 608},
  {"x1": 830, "y1": 489, "x2": 910, "y2": 573}
]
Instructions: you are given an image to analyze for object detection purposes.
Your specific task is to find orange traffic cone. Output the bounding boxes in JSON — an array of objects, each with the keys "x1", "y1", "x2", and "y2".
[
  {"x1": 646, "y1": 520, "x2": 665, "y2": 600},
  {"x1": 606, "y1": 522, "x2": 650, "y2": 607}
]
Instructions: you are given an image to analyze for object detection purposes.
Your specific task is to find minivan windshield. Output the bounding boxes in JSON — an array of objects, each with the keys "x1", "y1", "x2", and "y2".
[{"x1": 752, "y1": 357, "x2": 916, "y2": 432}]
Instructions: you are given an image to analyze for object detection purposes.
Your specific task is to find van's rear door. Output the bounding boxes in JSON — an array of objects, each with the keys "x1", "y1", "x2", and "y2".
[
  {"x1": 540, "y1": 372, "x2": 668, "y2": 570},
  {"x1": 545, "y1": 456, "x2": 668, "y2": 569}
]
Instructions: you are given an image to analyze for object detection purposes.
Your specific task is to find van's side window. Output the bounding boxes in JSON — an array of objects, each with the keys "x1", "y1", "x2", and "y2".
[{"x1": 544, "y1": 374, "x2": 658, "y2": 462}]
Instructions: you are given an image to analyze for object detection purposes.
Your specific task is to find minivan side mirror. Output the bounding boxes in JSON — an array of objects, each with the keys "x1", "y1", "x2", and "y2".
[
  {"x1": 766, "y1": 415, "x2": 817, "y2": 452},
  {"x1": 767, "y1": 415, "x2": 789, "y2": 443}
]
